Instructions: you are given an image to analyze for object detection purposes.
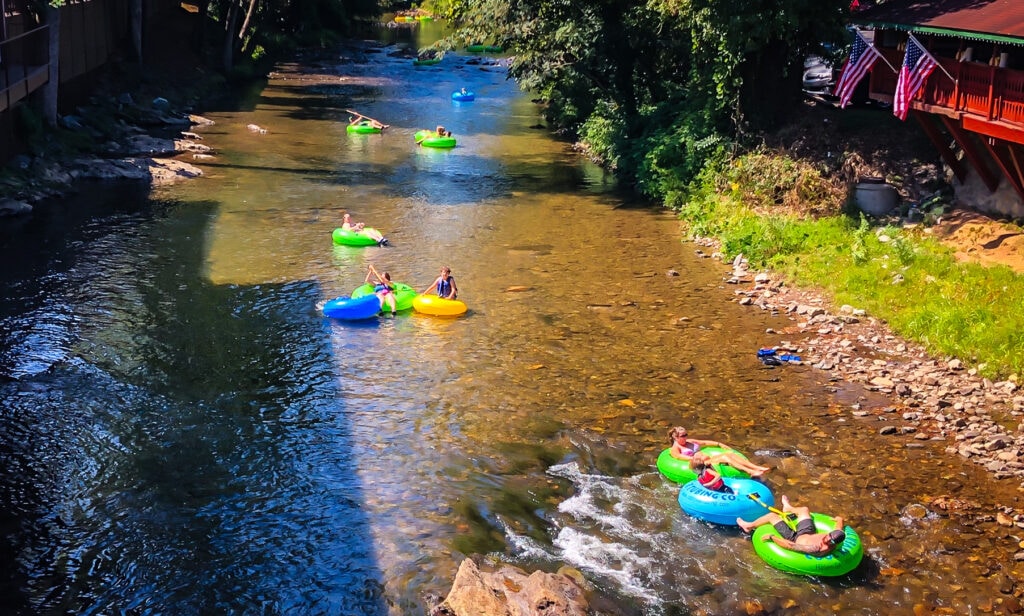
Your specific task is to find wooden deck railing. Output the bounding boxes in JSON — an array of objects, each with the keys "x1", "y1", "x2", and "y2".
[
  {"x1": 869, "y1": 49, "x2": 1024, "y2": 128},
  {"x1": 0, "y1": 25, "x2": 50, "y2": 113}
]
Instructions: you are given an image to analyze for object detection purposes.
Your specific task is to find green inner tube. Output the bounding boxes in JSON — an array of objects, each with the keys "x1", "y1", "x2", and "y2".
[
  {"x1": 752, "y1": 513, "x2": 864, "y2": 577},
  {"x1": 412, "y1": 58, "x2": 441, "y2": 66},
  {"x1": 414, "y1": 130, "x2": 457, "y2": 149},
  {"x1": 466, "y1": 44, "x2": 485, "y2": 52},
  {"x1": 655, "y1": 446, "x2": 751, "y2": 483},
  {"x1": 351, "y1": 282, "x2": 417, "y2": 312},
  {"x1": 332, "y1": 228, "x2": 380, "y2": 246},
  {"x1": 346, "y1": 121, "x2": 381, "y2": 134}
]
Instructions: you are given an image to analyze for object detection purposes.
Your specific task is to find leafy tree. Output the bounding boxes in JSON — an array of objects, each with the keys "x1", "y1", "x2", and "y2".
[
  {"x1": 195, "y1": 0, "x2": 381, "y2": 71},
  {"x1": 443, "y1": 0, "x2": 850, "y2": 193}
]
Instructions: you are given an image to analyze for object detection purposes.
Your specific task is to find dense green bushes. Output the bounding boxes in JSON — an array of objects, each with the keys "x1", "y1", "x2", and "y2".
[{"x1": 438, "y1": 0, "x2": 1023, "y2": 378}]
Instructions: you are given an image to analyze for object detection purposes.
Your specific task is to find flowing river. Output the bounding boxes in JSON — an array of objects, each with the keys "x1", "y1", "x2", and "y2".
[{"x1": 1, "y1": 20, "x2": 1022, "y2": 616}]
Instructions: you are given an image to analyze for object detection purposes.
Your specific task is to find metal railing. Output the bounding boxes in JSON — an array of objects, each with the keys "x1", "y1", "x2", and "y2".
[{"x1": 0, "y1": 24, "x2": 50, "y2": 113}]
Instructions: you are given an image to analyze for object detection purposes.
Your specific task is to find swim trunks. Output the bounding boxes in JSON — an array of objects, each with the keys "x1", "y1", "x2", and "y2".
[{"x1": 773, "y1": 517, "x2": 816, "y2": 541}]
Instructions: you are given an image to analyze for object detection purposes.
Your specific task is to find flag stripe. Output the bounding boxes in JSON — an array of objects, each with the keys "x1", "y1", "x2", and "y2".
[
  {"x1": 893, "y1": 35, "x2": 939, "y2": 120},
  {"x1": 833, "y1": 32, "x2": 881, "y2": 108}
]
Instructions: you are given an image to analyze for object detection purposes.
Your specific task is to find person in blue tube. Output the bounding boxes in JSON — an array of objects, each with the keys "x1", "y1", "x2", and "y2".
[
  {"x1": 690, "y1": 453, "x2": 734, "y2": 494},
  {"x1": 421, "y1": 266, "x2": 458, "y2": 299}
]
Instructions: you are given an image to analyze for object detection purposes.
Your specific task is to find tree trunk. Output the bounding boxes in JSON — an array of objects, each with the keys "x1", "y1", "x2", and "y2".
[
  {"x1": 222, "y1": 1, "x2": 237, "y2": 72},
  {"x1": 41, "y1": 4, "x2": 59, "y2": 127},
  {"x1": 130, "y1": 0, "x2": 143, "y2": 66},
  {"x1": 191, "y1": 0, "x2": 211, "y2": 53},
  {"x1": 238, "y1": 0, "x2": 257, "y2": 43}
]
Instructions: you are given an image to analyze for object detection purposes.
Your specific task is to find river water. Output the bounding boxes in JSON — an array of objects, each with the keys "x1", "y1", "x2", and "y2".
[{"x1": 1, "y1": 20, "x2": 1022, "y2": 616}]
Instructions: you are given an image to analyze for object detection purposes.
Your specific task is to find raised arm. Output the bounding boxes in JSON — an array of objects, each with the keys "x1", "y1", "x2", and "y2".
[
  {"x1": 762, "y1": 534, "x2": 821, "y2": 554},
  {"x1": 764, "y1": 533, "x2": 832, "y2": 555}
]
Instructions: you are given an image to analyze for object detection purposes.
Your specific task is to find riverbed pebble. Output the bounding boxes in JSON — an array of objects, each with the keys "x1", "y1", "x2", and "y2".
[{"x1": 701, "y1": 241, "x2": 1024, "y2": 489}]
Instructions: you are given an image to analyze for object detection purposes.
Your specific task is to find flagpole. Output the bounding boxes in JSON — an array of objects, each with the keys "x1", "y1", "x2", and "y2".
[
  {"x1": 858, "y1": 30, "x2": 897, "y2": 74},
  {"x1": 908, "y1": 33, "x2": 956, "y2": 82}
]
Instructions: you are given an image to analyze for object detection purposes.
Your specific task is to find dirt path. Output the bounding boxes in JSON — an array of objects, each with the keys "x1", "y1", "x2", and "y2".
[{"x1": 931, "y1": 209, "x2": 1024, "y2": 273}]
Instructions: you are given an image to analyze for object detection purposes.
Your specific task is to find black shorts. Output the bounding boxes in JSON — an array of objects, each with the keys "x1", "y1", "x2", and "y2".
[{"x1": 773, "y1": 517, "x2": 815, "y2": 541}]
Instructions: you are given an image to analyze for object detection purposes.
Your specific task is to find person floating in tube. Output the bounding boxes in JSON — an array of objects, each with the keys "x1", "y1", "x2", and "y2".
[
  {"x1": 366, "y1": 265, "x2": 397, "y2": 316},
  {"x1": 421, "y1": 266, "x2": 458, "y2": 300},
  {"x1": 738, "y1": 495, "x2": 846, "y2": 556}
]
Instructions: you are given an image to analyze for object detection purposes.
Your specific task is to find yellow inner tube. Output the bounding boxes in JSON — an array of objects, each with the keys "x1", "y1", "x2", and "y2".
[{"x1": 413, "y1": 295, "x2": 467, "y2": 316}]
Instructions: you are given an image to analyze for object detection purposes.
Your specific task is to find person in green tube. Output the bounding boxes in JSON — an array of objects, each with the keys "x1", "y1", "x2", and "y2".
[
  {"x1": 737, "y1": 496, "x2": 846, "y2": 556},
  {"x1": 366, "y1": 265, "x2": 397, "y2": 316},
  {"x1": 342, "y1": 212, "x2": 386, "y2": 245}
]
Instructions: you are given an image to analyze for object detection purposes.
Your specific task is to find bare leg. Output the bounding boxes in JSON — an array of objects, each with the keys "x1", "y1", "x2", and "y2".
[
  {"x1": 780, "y1": 496, "x2": 811, "y2": 520},
  {"x1": 711, "y1": 453, "x2": 770, "y2": 477},
  {"x1": 737, "y1": 512, "x2": 779, "y2": 533}
]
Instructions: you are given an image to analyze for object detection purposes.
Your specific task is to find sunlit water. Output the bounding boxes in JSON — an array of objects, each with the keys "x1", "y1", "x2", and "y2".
[{"x1": 1, "y1": 20, "x2": 1021, "y2": 616}]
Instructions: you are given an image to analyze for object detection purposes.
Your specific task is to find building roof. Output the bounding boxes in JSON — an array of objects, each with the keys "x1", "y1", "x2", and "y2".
[{"x1": 854, "y1": 0, "x2": 1024, "y2": 45}]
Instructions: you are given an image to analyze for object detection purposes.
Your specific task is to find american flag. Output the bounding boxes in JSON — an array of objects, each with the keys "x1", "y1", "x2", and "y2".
[
  {"x1": 893, "y1": 35, "x2": 938, "y2": 120},
  {"x1": 833, "y1": 30, "x2": 881, "y2": 108}
]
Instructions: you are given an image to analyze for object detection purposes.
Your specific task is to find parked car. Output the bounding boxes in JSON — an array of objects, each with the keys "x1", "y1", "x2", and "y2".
[
  {"x1": 803, "y1": 27, "x2": 860, "y2": 94},
  {"x1": 803, "y1": 55, "x2": 837, "y2": 91}
]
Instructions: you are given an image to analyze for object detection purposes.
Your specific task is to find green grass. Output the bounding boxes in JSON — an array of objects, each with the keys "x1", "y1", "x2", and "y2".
[{"x1": 678, "y1": 154, "x2": 1024, "y2": 380}]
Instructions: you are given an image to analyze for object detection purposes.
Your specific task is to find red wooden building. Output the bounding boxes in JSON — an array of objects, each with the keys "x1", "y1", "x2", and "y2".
[{"x1": 854, "y1": 0, "x2": 1024, "y2": 218}]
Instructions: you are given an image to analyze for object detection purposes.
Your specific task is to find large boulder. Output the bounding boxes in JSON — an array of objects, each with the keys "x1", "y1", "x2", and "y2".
[
  {"x1": 0, "y1": 199, "x2": 32, "y2": 217},
  {"x1": 123, "y1": 135, "x2": 179, "y2": 157},
  {"x1": 431, "y1": 557, "x2": 590, "y2": 616},
  {"x1": 71, "y1": 158, "x2": 152, "y2": 181},
  {"x1": 149, "y1": 158, "x2": 203, "y2": 185}
]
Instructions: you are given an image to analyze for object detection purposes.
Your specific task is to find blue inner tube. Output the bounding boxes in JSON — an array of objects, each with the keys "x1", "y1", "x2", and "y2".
[
  {"x1": 677, "y1": 477, "x2": 773, "y2": 525},
  {"x1": 322, "y1": 295, "x2": 382, "y2": 320},
  {"x1": 752, "y1": 513, "x2": 864, "y2": 577},
  {"x1": 451, "y1": 91, "x2": 475, "y2": 102}
]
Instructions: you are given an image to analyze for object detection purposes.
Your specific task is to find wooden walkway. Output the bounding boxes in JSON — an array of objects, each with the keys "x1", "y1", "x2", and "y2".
[{"x1": 0, "y1": 63, "x2": 50, "y2": 112}]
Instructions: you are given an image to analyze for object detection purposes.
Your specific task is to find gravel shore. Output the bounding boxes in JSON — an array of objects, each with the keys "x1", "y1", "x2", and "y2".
[{"x1": 694, "y1": 238, "x2": 1024, "y2": 489}]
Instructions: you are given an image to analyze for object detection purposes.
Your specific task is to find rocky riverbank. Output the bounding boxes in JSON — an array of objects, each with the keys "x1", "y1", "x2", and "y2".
[
  {"x1": 696, "y1": 238, "x2": 1024, "y2": 512},
  {"x1": 0, "y1": 94, "x2": 212, "y2": 217}
]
